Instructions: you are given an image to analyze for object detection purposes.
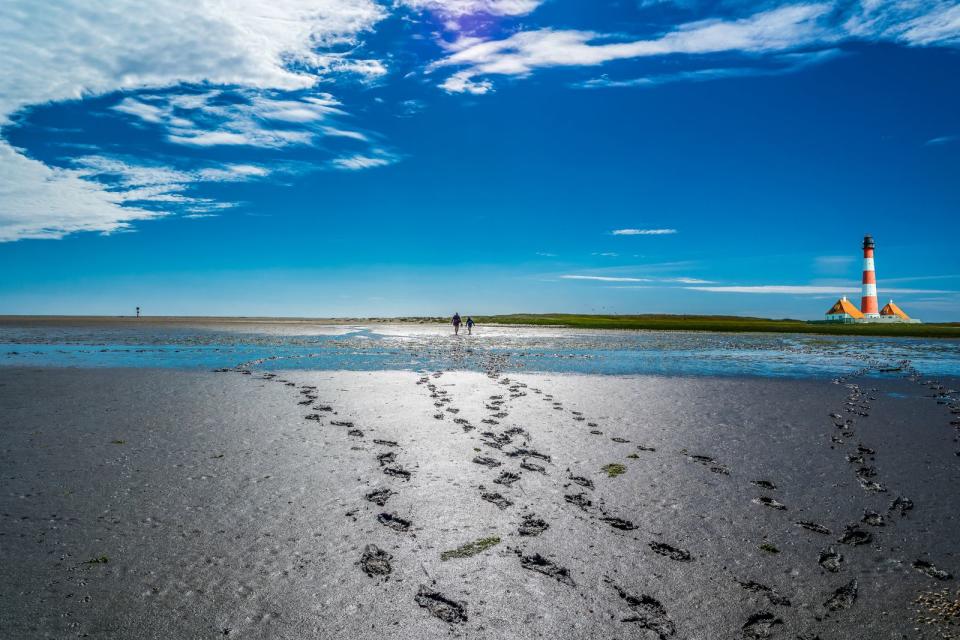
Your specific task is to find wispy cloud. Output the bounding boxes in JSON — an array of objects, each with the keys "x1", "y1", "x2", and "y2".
[
  {"x1": 561, "y1": 275, "x2": 652, "y2": 282},
  {"x1": 926, "y1": 135, "x2": 958, "y2": 146},
  {"x1": 430, "y1": 2, "x2": 960, "y2": 94},
  {"x1": 688, "y1": 285, "x2": 954, "y2": 294},
  {"x1": 331, "y1": 152, "x2": 397, "y2": 170},
  {"x1": 430, "y1": 5, "x2": 834, "y2": 93},
  {"x1": 563, "y1": 275, "x2": 713, "y2": 284},
  {"x1": 577, "y1": 49, "x2": 843, "y2": 90},
  {"x1": 612, "y1": 228, "x2": 677, "y2": 236}
]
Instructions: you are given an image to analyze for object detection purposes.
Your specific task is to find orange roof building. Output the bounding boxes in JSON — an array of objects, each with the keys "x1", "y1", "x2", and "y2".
[
  {"x1": 880, "y1": 299, "x2": 910, "y2": 320},
  {"x1": 825, "y1": 296, "x2": 865, "y2": 322}
]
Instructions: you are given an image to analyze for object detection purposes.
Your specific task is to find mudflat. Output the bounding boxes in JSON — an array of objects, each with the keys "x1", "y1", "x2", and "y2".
[{"x1": 1, "y1": 367, "x2": 958, "y2": 639}]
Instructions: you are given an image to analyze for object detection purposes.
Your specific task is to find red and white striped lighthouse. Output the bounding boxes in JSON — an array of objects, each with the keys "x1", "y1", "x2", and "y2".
[{"x1": 860, "y1": 235, "x2": 880, "y2": 318}]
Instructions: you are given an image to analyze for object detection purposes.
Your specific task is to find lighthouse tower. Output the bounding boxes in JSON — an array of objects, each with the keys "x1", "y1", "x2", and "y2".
[{"x1": 860, "y1": 235, "x2": 880, "y2": 318}]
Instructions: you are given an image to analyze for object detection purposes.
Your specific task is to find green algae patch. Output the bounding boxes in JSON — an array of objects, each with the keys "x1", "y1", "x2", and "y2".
[
  {"x1": 626, "y1": 453, "x2": 640, "y2": 459},
  {"x1": 83, "y1": 555, "x2": 109, "y2": 565},
  {"x1": 759, "y1": 543, "x2": 780, "y2": 554},
  {"x1": 602, "y1": 463, "x2": 626, "y2": 478},
  {"x1": 441, "y1": 536, "x2": 501, "y2": 561}
]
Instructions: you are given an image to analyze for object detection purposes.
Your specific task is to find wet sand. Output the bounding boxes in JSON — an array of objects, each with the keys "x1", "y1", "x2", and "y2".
[{"x1": 1, "y1": 367, "x2": 958, "y2": 639}]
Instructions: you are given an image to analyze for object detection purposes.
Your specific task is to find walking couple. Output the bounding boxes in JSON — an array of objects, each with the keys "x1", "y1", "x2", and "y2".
[{"x1": 451, "y1": 313, "x2": 475, "y2": 335}]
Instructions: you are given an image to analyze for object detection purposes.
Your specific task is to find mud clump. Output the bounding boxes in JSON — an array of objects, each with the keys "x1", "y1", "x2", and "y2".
[
  {"x1": 601, "y1": 516, "x2": 637, "y2": 531},
  {"x1": 824, "y1": 579, "x2": 858, "y2": 611},
  {"x1": 568, "y1": 474, "x2": 594, "y2": 489},
  {"x1": 520, "y1": 460, "x2": 546, "y2": 474},
  {"x1": 742, "y1": 612, "x2": 783, "y2": 638},
  {"x1": 796, "y1": 521, "x2": 831, "y2": 535},
  {"x1": 818, "y1": 547, "x2": 844, "y2": 573},
  {"x1": 365, "y1": 487, "x2": 394, "y2": 506},
  {"x1": 649, "y1": 541, "x2": 692, "y2": 562},
  {"x1": 564, "y1": 492, "x2": 592, "y2": 512},
  {"x1": 479, "y1": 486, "x2": 513, "y2": 510},
  {"x1": 913, "y1": 559, "x2": 953, "y2": 581},
  {"x1": 415, "y1": 586, "x2": 467, "y2": 624},
  {"x1": 606, "y1": 579, "x2": 675, "y2": 639},
  {"x1": 493, "y1": 471, "x2": 520, "y2": 486},
  {"x1": 383, "y1": 465, "x2": 411, "y2": 480},
  {"x1": 890, "y1": 495, "x2": 914, "y2": 516},
  {"x1": 736, "y1": 580, "x2": 791, "y2": 606},
  {"x1": 753, "y1": 496, "x2": 787, "y2": 510},
  {"x1": 359, "y1": 544, "x2": 392, "y2": 577},
  {"x1": 377, "y1": 512, "x2": 411, "y2": 532},
  {"x1": 838, "y1": 525, "x2": 872, "y2": 546},
  {"x1": 519, "y1": 514, "x2": 549, "y2": 536},
  {"x1": 520, "y1": 553, "x2": 575, "y2": 586}
]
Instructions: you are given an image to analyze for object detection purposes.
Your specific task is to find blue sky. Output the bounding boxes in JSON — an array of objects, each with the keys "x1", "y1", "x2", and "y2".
[{"x1": 0, "y1": 0, "x2": 958, "y2": 319}]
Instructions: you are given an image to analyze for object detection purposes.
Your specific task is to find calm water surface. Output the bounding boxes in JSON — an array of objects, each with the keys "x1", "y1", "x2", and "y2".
[{"x1": 2, "y1": 322, "x2": 958, "y2": 379}]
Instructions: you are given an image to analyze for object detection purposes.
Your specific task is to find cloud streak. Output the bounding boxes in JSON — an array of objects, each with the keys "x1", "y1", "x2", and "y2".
[
  {"x1": 612, "y1": 228, "x2": 677, "y2": 235},
  {"x1": 688, "y1": 285, "x2": 954, "y2": 294}
]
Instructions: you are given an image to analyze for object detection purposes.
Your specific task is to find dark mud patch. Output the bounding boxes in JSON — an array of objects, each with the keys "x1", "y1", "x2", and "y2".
[
  {"x1": 753, "y1": 496, "x2": 787, "y2": 510},
  {"x1": 331, "y1": 420, "x2": 354, "y2": 427},
  {"x1": 472, "y1": 455, "x2": 501, "y2": 468},
  {"x1": 415, "y1": 586, "x2": 467, "y2": 624},
  {"x1": 373, "y1": 439, "x2": 398, "y2": 447},
  {"x1": 601, "y1": 516, "x2": 637, "y2": 531},
  {"x1": 742, "y1": 612, "x2": 783, "y2": 639},
  {"x1": 359, "y1": 544, "x2": 392, "y2": 577},
  {"x1": 479, "y1": 486, "x2": 513, "y2": 510},
  {"x1": 838, "y1": 526, "x2": 872, "y2": 546},
  {"x1": 824, "y1": 579, "x2": 858, "y2": 611},
  {"x1": 751, "y1": 480, "x2": 777, "y2": 490},
  {"x1": 494, "y1": 471, "x2": 520, "y2": 486},
  {"x1": 520, "y1": 460, "x2": 546, "y2": 474},
  {"x1": 377, "y1": 512, "x2": 411, "y2": 532},
  {"x1": 568, "y1": 474, "x2": 594, "y2": 489},
  {"x1": 606, "y1": 579, "x2": 675, "y2": 639},
  {"x1": 682, "y1": 450, "x2": 730, "y2": 475},
  {"x1": 736, "y1": 580, "x2": 791, "y2": 606},
  {"x1": 564, "y1": 492, "x2": 592, "y2": 512},
  {"x1": 383, "y1": 465, "x2": 411, "y2": 481},
  {"x1": 649, "y1": 542, "x2": 692, "y2": 562},
  {"x1": 365, "y1": 487, "x2": 394, "y2": 506},
  {"x1": 861, "y1": 511, "x2": 885, "y2": 527},
  {"x1": 520, "y1": 553, "x2": 575, "y2": 586},
  {"x1": 796, "y1": 521, "x2": 831, "y2": 535},
  {"x1": 611, "y1": 437, "x2": 630, "y2": 443},
  {"x1": 818, "y1": 547, "x2": 843, "y2": 573},
  {"x1": 441, "y1": 536, "x2": 501, "y2": 561},
  {"x1": 377, "y1": 451, "x2": 396, "y2": 467},
  {"x1": 913, "y1": 559, "x2": 953, "y2": 581},
  {"x1": 507, "y1": 447, "x2": 551, "y2": 462},
  {"x1": 519, "y1": 514, "x2": 549, "y2": 536},
  {"x1": 890, "y1": 496, "x2": 914, "y2": 516}
]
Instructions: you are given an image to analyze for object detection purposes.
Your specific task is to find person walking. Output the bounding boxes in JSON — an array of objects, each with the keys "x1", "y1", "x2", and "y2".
[
  {"x1": 466, "y1": 316, "x2": 475, "y2": 335},
  {"x1": 452, "y1": 312, "x2": 462, "y2": 335}
]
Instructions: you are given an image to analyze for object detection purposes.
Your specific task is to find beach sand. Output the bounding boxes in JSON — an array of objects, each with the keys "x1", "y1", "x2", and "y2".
[{"x1": 1, "y1": 367, "x2": 958, "y2": 639}]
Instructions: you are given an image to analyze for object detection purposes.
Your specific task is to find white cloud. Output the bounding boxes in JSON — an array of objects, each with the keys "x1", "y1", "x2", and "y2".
[
  {"x1": 398, "y1": 0, "x2": 544, "y2": 17},
  {"x1": 687, "y1": 285, "x2": 954, "y2": 294},
  {"x1": 430, "y1": 5, "x2": 834, "y2": 91},
  {"x1": 0, "y1": 0, "x2": 387, "y2": 241},
  {"x1": 431, "y1": 2, "x2": 960, "y2": 93},
  {"x1": 612, "y1": 228, "x2": 678, "y2": 235},
  {"x1": 561, "y1": 275, "x2": 653, "y2": 282},
  {"x1": 331, "y1": 152, "x2": 397, "y2": 170},
  {"x1": 926, "y1": 135, "x2": 958, "y2": 146}
]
